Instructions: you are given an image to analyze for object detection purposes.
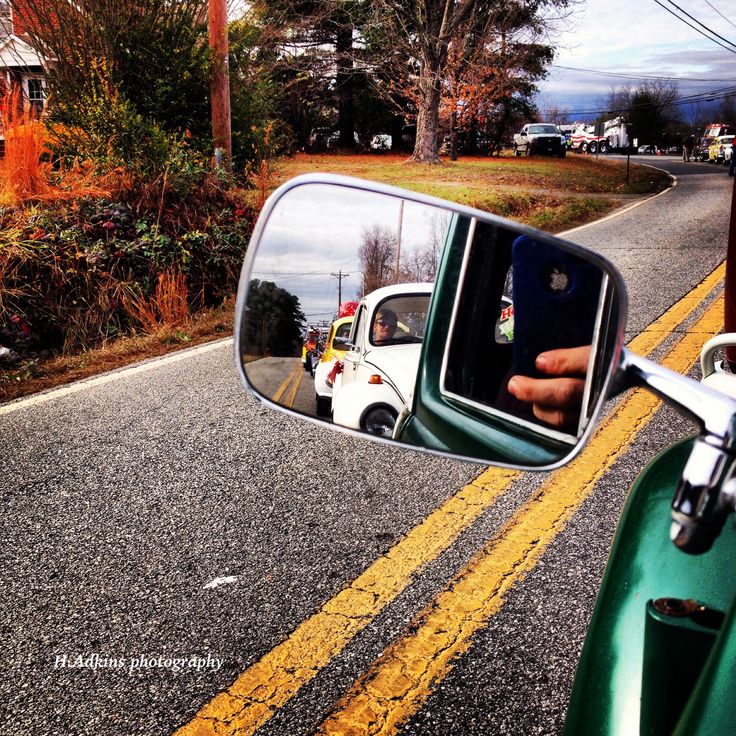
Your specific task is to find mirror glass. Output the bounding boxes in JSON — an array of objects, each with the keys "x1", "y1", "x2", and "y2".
[
  {"x1": 240, "y1": 182, "x2": 447, "y2": 414},
  {"x1": 237, "y1": 178, "x2": 624, "y2": 467}
]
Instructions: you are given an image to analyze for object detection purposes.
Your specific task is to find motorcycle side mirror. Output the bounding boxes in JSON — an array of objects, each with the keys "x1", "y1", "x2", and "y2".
[{"x1": 235, "y1": 174, "x2": 627, "y2": 469}]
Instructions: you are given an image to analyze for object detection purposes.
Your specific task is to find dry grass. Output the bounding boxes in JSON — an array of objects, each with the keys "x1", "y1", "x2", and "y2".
[
  {"x1": 122, "y1": 269, "x2": 190, "y2": 334},
  {"x1": 269, "y1": 152, "x2": 671, "y2": 232},
  {"x1": 0, "y1": 88, "x2": 49, "y2": 202}
]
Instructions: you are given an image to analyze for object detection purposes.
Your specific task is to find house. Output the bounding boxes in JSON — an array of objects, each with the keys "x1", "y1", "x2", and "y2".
[{"x1": 0, "y1": 0, "x2": 47, "y2": 114}]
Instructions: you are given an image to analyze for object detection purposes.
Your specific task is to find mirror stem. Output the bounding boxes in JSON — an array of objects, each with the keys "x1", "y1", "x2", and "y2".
[
  {"x1": 618, "y1": 348, "x2": 736, "y2": 554},
  {"x1": 618, "y1": 348, "x2": 736, "y2": 444}
]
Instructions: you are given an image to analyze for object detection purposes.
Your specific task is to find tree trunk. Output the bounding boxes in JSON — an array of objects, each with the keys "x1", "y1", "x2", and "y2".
[
  {"x1": 335, "y1": 24, "x2": 355, "y2": 150},
  {"x1": 410, "y1": 60, "x2": 442, "y2": 164}
]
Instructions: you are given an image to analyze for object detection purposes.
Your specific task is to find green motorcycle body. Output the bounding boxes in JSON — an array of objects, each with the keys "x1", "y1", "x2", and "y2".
[{"x1": 565, "y1": 437, "x2": 736, "y2": 736}]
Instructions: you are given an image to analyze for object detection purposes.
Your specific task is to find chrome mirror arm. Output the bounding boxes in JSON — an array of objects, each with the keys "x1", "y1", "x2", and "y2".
[
  {"x1": 619, "y1": 348, "x2": 736, "y2": 445},
  {"x1": 618, "y1": 348, "x2": 736, "y2": 554}
]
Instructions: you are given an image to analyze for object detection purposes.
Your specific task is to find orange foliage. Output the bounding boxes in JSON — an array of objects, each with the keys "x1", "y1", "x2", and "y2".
[
  {"x1": 0, "y1": 90, "x2": 118, "y2": 204},
  {"x1": 122, "y1": 269, "x2": 190, "y2": 333},
  {"x1": 0, "y1": 88, "x2": 49, "y2": 200}
]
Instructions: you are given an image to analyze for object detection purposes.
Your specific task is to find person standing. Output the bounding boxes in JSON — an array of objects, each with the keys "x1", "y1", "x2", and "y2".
[{"x1": 683, "y1": 135, "x2": 694, "y2": 162}]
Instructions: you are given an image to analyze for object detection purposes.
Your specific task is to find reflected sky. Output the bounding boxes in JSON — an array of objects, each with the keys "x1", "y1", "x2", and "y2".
[{"x1": 250, "y1": 184, "x2": 450, "y2": 321}]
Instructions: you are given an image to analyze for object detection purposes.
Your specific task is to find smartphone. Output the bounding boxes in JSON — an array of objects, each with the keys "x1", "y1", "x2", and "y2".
[{"x1": 511, "y1": 235, "x2": 603, "y2": 379}]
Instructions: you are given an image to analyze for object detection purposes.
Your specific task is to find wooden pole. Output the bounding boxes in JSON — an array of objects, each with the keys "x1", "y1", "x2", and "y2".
[
  {"x1": 394, "y1": 199, "x2": 404, "y2": 283},
  {"x1": 725, "y1": 174, "x2": 736, "y2": 368},
  {"x1": 208, "y1": 0, "x2": 232, "y2": 172}
]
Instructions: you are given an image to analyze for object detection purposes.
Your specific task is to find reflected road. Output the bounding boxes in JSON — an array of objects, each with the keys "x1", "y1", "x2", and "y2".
[{"x1": 246, "y1": 357, "x2": 319, "y2": 417}]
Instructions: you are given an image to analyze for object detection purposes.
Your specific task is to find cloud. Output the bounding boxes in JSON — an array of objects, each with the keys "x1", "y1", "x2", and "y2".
[{"x1": 537, "y1": 0, "x2": 736, "y2": 117}]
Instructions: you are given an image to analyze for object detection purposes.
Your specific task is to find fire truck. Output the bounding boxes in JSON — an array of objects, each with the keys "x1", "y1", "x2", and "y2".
[{"x1": 693, "y1": 123, "x2": 736, "y2": 162}]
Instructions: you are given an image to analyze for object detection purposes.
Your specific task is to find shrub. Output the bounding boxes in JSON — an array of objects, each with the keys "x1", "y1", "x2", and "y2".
[
  {"x1": 0, "y1": 88, "x2": 49, "y2": 202},
  {"x1": 0, "y1": 193, "x2": 254, "y2": 356}
]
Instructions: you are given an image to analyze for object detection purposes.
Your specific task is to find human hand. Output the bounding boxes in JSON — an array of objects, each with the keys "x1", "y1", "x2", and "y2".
[{"x1": 507, "y1": 346, "x2": 591, "y2": 430}]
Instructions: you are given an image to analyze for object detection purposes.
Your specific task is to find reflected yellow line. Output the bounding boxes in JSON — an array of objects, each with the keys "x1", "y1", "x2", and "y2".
[
  {"x1": 175, "y1": 263, "x2": 725, "y2": 736},
  {"x1": 272, "y1": 361, "x2": 300, "y2": 404},
  {"x1": 285, "y1": 366, "x2": 304, "y2": 408},
  {"x1": 317, "y1": 294, "x2": 725, "y2": 734}
]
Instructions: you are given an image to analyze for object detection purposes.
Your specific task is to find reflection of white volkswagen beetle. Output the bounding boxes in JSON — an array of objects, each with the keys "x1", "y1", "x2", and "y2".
[
  {"x1": 331, "y1": 283, "x2": 433, "y2": 437},
  {"x1": 314, "y1": 315, "x2": 354, "y2": 417}
]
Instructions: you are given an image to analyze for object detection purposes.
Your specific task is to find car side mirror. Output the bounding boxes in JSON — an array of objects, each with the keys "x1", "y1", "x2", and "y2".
[
  {"x1": 235, "y1": 174, "x2": 627, "y2": 469},
  {"x1": 332, "y1": 337, "x2": 352, "y2": 351}
]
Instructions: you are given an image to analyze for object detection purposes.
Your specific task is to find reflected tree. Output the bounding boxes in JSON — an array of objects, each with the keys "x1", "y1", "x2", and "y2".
[
  {"x1": 243, "y1": 280, "x2": 305, "y2": 357},
  {"x1": 359, "y1": 225, "x2": 396, "y2": 295}
]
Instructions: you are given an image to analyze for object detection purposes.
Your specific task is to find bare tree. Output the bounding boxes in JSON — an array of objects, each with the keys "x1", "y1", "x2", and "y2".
[
  {"x1": 542, "y1": 104, "x2": 572, "y2": 126},
  {"x1": 397, "y1": 211, "x2": 448, "y2": 282},
  {"x1": 607, "y1": 80, "x2": 679, "y2": 146},
  {"x1": 359, "y1": 224, "x2": 396, "y2": 296}
]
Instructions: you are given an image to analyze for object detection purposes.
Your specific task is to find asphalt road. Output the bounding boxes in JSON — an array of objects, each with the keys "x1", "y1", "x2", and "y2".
[
  {"x1": 1, "y1": 156, "x2": 733, "y2": 736},
  {"x1": 246, "y1": 357, "x2": 316, "y2": 416}
]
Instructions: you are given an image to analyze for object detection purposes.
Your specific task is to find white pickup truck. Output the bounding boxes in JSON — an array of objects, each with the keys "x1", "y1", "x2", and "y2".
[{"x1": 513, "y1": 123, "x2": 566, "y2": 158}]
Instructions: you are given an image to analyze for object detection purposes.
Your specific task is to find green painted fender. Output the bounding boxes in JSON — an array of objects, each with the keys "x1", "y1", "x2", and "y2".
[{"x1": 564, "y1": 437, "x2": 736, "y2": 736}]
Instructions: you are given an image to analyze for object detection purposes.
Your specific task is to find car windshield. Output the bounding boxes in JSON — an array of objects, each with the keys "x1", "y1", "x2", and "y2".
[
  {"x1": 528, "y1": 125, "x2": 558, "y2": 134},
  {"x1": 370, "y1": 294, "x2": 431, "y2": 346}
]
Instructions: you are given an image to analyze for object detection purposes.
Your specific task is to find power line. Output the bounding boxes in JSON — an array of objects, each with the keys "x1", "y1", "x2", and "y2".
[
  {"x1": 703, "y1": 0, "x2": 736, "y2": 33},
  {"x1": 659, "y1": 0, "x2": 736, "y2": 50},
  {"x1": 651, "y1": 0, "x2": 736, "y2": 55},
  {"x1": 551, "y1": 64, "x2": 736, "y2": 84},
  {"x1": 540, "y1": 86, "x2": 736, "y2": 118}
]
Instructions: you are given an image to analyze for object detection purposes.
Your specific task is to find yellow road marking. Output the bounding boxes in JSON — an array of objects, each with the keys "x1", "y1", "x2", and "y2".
[
  {"x1": 317, "y1": 295, "x2": 725, "y2": 735},
  {"x1": 285, "y1": 366, "x2": 304, "y2": 408},
  {"x1": 175, "y1": 467, "x2": 519, "y2": 736},
  {"x1": 272, "y1": 361, "x2": 300, "y2": 404},
  {"x1": 627, "y1": 263, "x2": 725, "y2": 356},
  {"x1": 176, "y1": 264, "x2": 724, "y2": 736}
]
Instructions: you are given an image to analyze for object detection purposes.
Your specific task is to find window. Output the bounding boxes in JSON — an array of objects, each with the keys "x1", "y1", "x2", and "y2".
[
  {"x1": 24, "y1": 78, "x2": 46, "y2": 115},
  {"x1": 370, "y1": 294, "x2": 430, "y2": 346},
  {"x1": 0, "y1": 1, "x2": 11, "y2": 20}
]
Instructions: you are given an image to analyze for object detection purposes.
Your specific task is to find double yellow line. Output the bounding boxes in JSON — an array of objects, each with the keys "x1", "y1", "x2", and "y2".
[
  {"x1": 272, "y1": 360, "x2": 304, "y2": 408},
  {"x1": 176, "y1": 263, "x2": 725, "y2": 736}
]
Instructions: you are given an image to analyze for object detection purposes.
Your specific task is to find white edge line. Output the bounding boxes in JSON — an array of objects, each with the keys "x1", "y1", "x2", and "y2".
[
  {"x1": 561, "y1": 164, "x2": 677, "y2": 236},
  {"x1": 0, "y1": 337, "x2": 234, "y2": 416}
]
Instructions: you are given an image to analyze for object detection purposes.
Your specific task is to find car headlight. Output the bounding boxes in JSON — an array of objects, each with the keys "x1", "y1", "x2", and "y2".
[{"x1": 361, "y1": 405, "x2": 398, "y2": 437}]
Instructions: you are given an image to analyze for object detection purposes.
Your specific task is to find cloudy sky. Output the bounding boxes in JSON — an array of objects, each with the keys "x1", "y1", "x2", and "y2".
[
  {"x1": 536, "y1": 0, "x2": 736, "y2": 120},
  {"x1": 251, "y1": 182, "x2": 449, "y2": 319}
]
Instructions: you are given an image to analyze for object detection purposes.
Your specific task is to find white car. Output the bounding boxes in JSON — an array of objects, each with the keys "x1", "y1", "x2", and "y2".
[
  {"x1": 370, "y1": 133, "x2": 392, "y2": 150},
  {"x1": 331, "y1": 283, "x2": 433, "y2": 437},
  {"x1": 313, "y1": 315, "x2": 354, "y2": 417}
]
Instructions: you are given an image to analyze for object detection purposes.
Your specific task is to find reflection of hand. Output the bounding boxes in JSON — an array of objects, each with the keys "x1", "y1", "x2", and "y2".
[{"x1": 507, "y1": 346, "x2": 591, "y2": 430}]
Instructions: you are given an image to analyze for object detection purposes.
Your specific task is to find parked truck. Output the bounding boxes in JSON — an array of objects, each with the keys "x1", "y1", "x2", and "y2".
[
  {"x1": 693, "y1": 122, "x2": 736, "y2": 162},
  {"x1": 512, "y1": 123, "x2": 566, "y2": 157}
]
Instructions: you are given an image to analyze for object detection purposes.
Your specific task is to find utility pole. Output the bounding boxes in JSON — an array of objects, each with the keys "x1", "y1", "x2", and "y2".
[
  {"x1": 394, "y1": 199, "x2": 404, "y2": 283},
  {"x1": 331, "y1": 270, "x2": 350, "y2": 309},
  {"x1": 209, "y1": 0, "x2": 232, "y2": 172}
]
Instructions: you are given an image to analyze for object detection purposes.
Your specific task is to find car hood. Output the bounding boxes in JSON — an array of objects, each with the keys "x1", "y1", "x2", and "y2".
[{"x1": 363, "y1": 343, "x2": 422, "y2": 400}]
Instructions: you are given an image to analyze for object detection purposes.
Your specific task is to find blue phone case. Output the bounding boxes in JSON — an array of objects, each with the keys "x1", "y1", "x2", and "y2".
[{"x1": 511, "y1": 236, "x2": 602, "y2": 379}]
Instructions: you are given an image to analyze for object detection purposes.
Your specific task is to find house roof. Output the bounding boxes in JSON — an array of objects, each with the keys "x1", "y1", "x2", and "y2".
[{"x1": 0, "y1": 33, "x2": 44, "y2": 70}]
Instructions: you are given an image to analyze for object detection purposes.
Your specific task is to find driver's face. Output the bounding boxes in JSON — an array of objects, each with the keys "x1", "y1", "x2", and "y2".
[{"x1": 373, "y1": 314, "x2": 397, "y2": 342}]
